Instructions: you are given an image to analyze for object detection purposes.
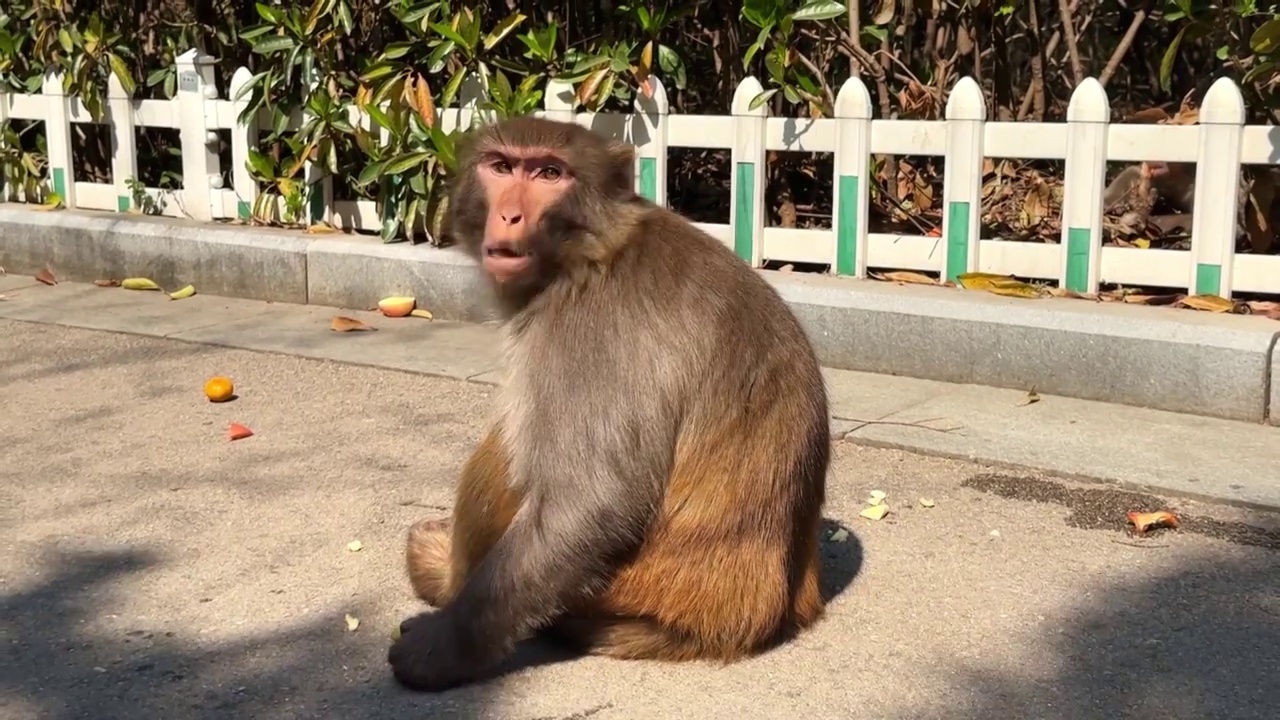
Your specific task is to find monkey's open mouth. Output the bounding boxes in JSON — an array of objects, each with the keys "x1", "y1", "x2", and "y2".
[{"x1": 482, "y1": 242, "x2": 532, "y2": 280}]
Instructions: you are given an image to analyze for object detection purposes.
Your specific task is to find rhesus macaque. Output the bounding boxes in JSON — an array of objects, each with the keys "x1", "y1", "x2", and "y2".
[{"x1": 387, "y1": 116, "x2": 831, "y2": 692}]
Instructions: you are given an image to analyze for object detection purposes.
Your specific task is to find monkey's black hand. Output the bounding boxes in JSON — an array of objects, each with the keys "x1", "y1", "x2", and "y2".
[{"x1": 387, "y1": 609, "x2": 483, "y2": 692}]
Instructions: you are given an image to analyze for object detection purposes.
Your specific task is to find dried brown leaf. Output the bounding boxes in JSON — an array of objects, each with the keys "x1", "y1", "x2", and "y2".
[
  {"x1": 1018, "y1": 390, "x2": 1041, "y2": 406},
  {"x1": 1122, "y1": 293, "x2": 1183, "y2": 306},
  {"x1": 873, "y1": 270, "x2": 938, "y2": 285},
  {"x1": 330, "y1": 316, "x2": 377, "y2": 332},
  {"x1": 1177, "y1": 294, "x2": 1240, "y2": 313},
  {"x1": 35, "y1": 268, "x2": 57, "y2": 285},
  {"x1": 94, "y1": 279, "x2": 120, "y2": 287}
]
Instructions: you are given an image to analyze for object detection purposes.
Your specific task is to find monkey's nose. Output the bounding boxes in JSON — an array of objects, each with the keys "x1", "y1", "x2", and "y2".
[{"x1": 500, "y1": 212, "x2": 523, "y2": 225}]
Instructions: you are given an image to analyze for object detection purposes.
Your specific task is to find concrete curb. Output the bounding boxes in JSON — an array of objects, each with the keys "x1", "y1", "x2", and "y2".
[{"x1": 3, "y1": 205, "x2": 1277, "y2": 424}]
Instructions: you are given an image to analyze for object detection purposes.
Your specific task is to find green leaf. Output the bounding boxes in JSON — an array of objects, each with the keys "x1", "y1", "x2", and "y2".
[
  {"x1": 429, "y1": 22, "x2": 469, "y2": 51},
  {"x1": 1250, "y1": 17, "x2": 1280, "y2": 55},
  {"x1": 57, "y1": 28, "x2": 73, "y2": 53},
  {"x1": 252, "y1": 35, "x2": 296, "y2": 55},
  {"x1": 355, "y1": 157, "x2": 384, "y2": 184},
  {"x1": 106, "y1": 54, "x2": 135, "y2": 96},
  {"x1": 427, "y1": 40, "x2": 455, "y2": 74},
  {"x1": 441, "y1": 67, "x2": 466, "y2": 107},
  {"x1": 1159, "y1": 24, "x2": 1188, "y2": 94},
  {"x1": 145, "y1": 68, "x2": 169, "y2": 87},
  {"x1": 254, "y1": 3, "x2": 282, "y2": 24},
  {"x1": 246, "y1": 149, "x2": 276, "y2": 180},
  {"x1": 360, "y1": 61, "x2": 401, "y2": 82},
  {"x1": 382, "y1": 42, "x2": 415, "y2": 60},
  {"x1": 748, "y1": 88, "x2": 778, "y2": 111},
  {"x1": 483, "y1": 12, "x2": 526, "y2": 50},
  {"x1": 793, "y1": 0, "x2": 846, "y2": 22},
  {"x1": 383, "y1": 151, "x2": 435, "y2": 176}
]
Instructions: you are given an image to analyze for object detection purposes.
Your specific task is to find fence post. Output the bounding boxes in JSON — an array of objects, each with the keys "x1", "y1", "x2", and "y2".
[
  {"x1": 832, "y1": 77, "x2": 873, "y2": 277},
  {"x1": 543, "y1": 79, "x2": 576, "y2": 122},
  {"x1": 940, "y1": 76, "x2": 986, "y2": 282},
  {"x1": 42, "y1": 70, "x2": 75, "y2": 208},
  {"x1": 175, "y1": 49, "x2": 220, "y2": 222},
  {"x1": 730, "y1": 77, "x2": 768, "y2": 267},
  {"x1": 0, "y1": 81, "x2": 9, "y2": 199},
  {"x1": 1188, "y1": 78, "x2": 1245, "y2": 298},
  {"x1": 1059, "y1": 78, "x2": 1110, "y2": 294},
  {"x1": 107, "y1": 73, "x2": 138, "y2": 213},
  {"x1": 633, "y1": 77, "x2": 668, "y2": 205},
  {"x1": 228, "y1": 67, "x2": 258, "y2": 222}
]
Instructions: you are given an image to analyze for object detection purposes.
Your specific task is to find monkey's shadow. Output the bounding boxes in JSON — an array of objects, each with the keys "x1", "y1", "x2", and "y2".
[{"x1": 458, "y1": 517, "x2": 863, "y2": 686}]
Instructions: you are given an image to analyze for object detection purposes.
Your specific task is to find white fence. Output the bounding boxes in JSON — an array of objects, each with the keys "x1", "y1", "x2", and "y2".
[{"x1": 2, "y1": 49, "x2": 1278, "y2": 297}]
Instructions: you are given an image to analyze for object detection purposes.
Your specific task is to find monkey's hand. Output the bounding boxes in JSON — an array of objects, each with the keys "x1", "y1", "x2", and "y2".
[{"x1": 388, "y1": 608, "x2": 492, "y2": 692}]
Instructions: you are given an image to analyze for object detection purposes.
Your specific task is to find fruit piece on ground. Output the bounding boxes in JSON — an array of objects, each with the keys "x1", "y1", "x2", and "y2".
[
  {"x1": 378, "y1": 296, "x2": 416, "y2": 317},
  {"x1": 204, "y1": 376, "x2": 235, "y2": 403}
]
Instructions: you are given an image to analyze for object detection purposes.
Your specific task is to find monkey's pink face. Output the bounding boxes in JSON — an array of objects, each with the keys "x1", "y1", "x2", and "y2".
[{"x1": 478, "y1": 149, "x2": 575, "y2": 283}]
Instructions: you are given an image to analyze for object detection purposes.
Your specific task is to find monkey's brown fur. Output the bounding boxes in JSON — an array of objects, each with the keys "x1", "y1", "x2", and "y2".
[{"x1": 389, "y1": 116, "x2": 830, "y2": 691}]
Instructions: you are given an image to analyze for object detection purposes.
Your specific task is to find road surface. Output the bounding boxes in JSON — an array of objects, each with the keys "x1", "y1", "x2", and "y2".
[{"x1": 1, "y1": 319, "x2": 1277, "y2": 720}]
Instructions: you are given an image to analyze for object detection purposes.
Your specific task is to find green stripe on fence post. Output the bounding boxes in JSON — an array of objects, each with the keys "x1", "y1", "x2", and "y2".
[
  {"x1": 1195, "y1": 263, "x2": 1222, "y2": 296},
  {"x1": 733, "y1": 162, "x2": 755, "y2": 263},
  {"x1": 1065, "y1": 227, "x2": 1090, "y2": 292},
  {"x1": 638, "y1": 157, "x2": 657, "y2": 203},
  {"x1": 835, "y1": 175, "x2": 859, "y2": 275},
  {"x1": 309, "y1": 185, "x2": 325, "y2": 224},
  {"x1": 237, "y1": 200, "x2": 251, "y2": 221},
  {"x1": 52, "y1": 167, "x2": 67, "y2": 200},
  {"x1": 945, "y1": 201, "x2": 971, "y2": 282},
  {"x1": 117, "y1": 195, "x2": 130, "y2": 212}
]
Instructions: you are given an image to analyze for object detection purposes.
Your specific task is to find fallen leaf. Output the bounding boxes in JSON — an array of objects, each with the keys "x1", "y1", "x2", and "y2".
[
  {"x1": 955, "y1": 272, "x2": 1017, "y2": 290},
  {"x1": 94, "y1": 279, "x2": 120, "y2": 287},
  {"x1": 168, "y1": 284, "x2": 196, "y2": 300},
  {"x1": 331, "y1": 316, "x2": 376, "y2": 332},
  {"x1": 347, "y1": 540, "x2": 363, "y2": 553},
  {"x1": 409, "y1": 308, "x2": 434, "y2": 320},
  {"x1": 390, "y1": 625, "x2": 402, "y2": 640},
  {"x1": 919, "y1": 498, "x2": 935, "y2": 508},
  {"x1": 1018, "y1": 390, "x2": 1040, "y2": 406},
  {"x1": 873, "y1": 270, "x2": 939, "y2": 285},
  {"x1": 228, "y1": 422, "x2": 254, "y2": 441},
  {"x1": 986, "y1": 280, "x2": 1045, "y2": 299},
  {"x1": 35, "y1": 268, "x2": 57, "y2": 285},
  {"x1": 345, "y1": 614, "x2": 360, "y2": 632},
  {"x1": 860, "y1": 505, "x2": 890, "y2": 521},
  {"x1": 989, "y1": 530, "x2": 1001, "y2": 537},
  {"x1": 121, "y1": 277, "x2": 162, "y2": 291},
  {"x1": 1122, "y1": 293, "x2": 1182, "y2": 306},
  {"x1": 1127, "y1": 510, "x2": 1180, "y2": 534},
  {"x1": 1177, "y1": 294, "x2": 1240, "y2": 313},
  {"x1": 869, "y1": 490, "x2": 887, "y2": 501},
  {"x1": 1247, "y1": 300, "x2": 1280, "y2": 320},
  {"x1": 306, "y1": 222, "x2": 338, "y2": 234},
  {"x1": 829, "y1": 528, "x2": 849, "y2": 543}
]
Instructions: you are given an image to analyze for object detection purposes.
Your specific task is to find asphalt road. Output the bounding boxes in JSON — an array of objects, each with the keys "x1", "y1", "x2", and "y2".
[{"x1": 2, "y1": 319, "x2": 1277, "y2": 720}]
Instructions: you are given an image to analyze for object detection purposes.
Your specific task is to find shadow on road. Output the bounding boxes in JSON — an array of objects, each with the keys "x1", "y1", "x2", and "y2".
[
  {"x1": 897, "y1": 475, "x2": 1280, "y2": 719},
  {"x1": 1, "y1": 548, "x2": 501, "y2": 720}
]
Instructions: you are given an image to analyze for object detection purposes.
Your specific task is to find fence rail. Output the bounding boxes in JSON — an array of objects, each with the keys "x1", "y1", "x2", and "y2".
[{"x1": 2, "y1": 49, "x2": 1278, "y2": 297}]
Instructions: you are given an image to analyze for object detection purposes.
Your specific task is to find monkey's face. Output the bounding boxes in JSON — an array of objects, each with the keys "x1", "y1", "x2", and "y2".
[{"x1": 472, "y1": 149, "x2": 576, "y2": 285}]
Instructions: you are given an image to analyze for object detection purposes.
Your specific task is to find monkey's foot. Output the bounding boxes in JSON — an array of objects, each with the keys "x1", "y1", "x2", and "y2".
[
  {"x1": 406, "y1": 517, "x2": 453, "y2": 606},
  {"x1": 388, "y1": 609, "x2": 490, "y2": 692}
]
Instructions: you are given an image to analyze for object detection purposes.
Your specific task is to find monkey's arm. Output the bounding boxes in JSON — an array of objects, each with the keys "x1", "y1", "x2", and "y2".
[{"x1": 389, "y1": 397, "x2": 672, "y2": 690}]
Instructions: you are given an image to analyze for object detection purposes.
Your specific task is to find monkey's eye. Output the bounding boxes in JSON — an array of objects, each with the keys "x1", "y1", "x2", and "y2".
[
  {"x1": 538, "y1": 165, "x2": 564, "y2": 181},
  {"x1": 490, "y1": 160, "x2": 513, "y2": 175}
]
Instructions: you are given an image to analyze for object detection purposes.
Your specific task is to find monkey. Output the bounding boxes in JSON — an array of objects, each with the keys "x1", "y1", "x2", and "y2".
[{"x1": 386, "y1": 116, "x2": 832, "y2": 692}]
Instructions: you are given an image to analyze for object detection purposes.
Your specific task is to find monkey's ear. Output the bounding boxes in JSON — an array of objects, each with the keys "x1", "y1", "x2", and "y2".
[{"x1": 604, "y1": 140, "x2": 637, "y2": 198}]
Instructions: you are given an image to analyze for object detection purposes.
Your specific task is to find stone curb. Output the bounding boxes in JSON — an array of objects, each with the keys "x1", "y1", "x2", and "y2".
[{"x1": 3, "y1": 205, "x2": 1277, "y2": 425}]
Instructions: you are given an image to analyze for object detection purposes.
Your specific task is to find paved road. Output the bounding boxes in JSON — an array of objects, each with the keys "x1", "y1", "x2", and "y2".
[{"x1": 2, "y1": 319, "x2": 1277, "y2": 720}]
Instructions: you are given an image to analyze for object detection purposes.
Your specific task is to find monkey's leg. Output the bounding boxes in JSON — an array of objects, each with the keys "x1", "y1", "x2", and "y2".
[
  {"x1": 405, "y1": 426, "x2": 521, "y2": 607},
  {"x1": 553, "y1": 432, "x2": 827, "y2": 663}
]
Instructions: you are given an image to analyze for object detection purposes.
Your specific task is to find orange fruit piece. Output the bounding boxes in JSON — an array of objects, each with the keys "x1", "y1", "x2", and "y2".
[{"x1": 204, "y1": 376, "x2": 235, "y2": 403}]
